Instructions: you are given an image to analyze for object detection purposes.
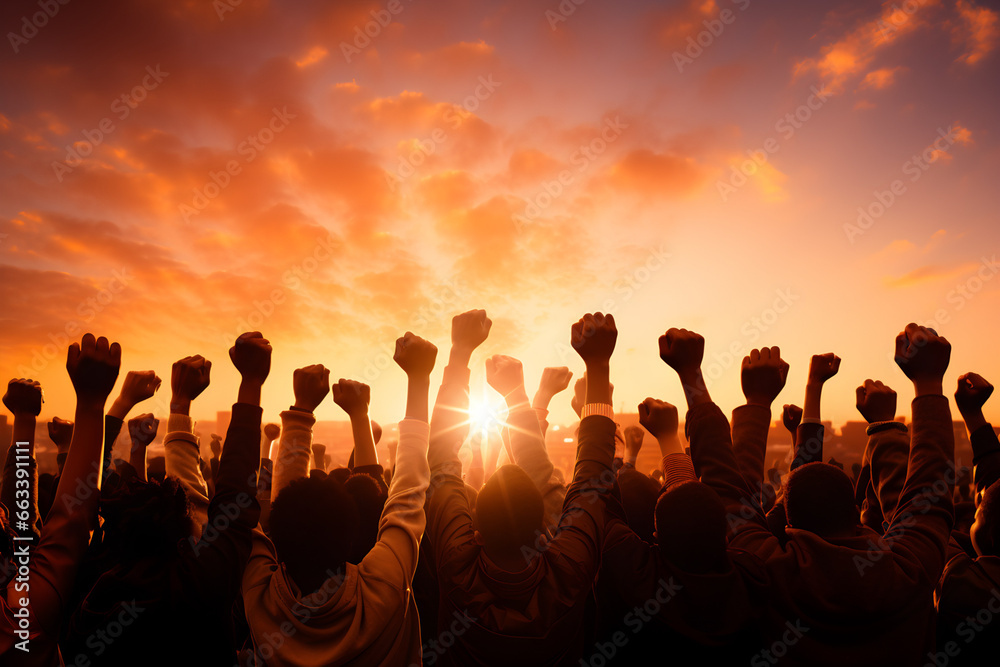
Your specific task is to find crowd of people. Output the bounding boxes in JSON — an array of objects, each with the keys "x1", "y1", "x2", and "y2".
[{"x1": 1, "y1": 311, "x2": 998, "y2": 666}]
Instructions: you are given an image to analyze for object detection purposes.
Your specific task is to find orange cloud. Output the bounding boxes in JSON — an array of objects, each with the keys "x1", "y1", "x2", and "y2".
[{"x1": 952, "y1": 0, "x2": 999, "y2": 64}]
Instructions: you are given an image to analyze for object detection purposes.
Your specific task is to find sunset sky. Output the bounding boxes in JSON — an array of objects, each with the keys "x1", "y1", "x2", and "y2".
[{"x1": 1, "y1": 0, "x2": 999, "y2": 430}]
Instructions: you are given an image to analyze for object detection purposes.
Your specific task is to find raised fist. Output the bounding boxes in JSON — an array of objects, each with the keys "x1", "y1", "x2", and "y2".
[
  {"x1": 486, "y1": 355, "x2": 525, "y2": 399},
  {"x1": 128, "y1": 413, "x2": 159, "y2": 449},
  {"x1": 393, "y1": 332, "x2": 437, "y2": 376},
  {"x1": 332, "y1": 378, "x2": 370, "y2": 417},
  {"x1": 658, "y1": 329, "x2": 704, "y2": 376},
  {"x1": 571, "y1": 312, "x2": 617, "y2": 365},
  {"x1": 624, "y1": 424, "x2": 645, "y2": 460},
  {"x1": 293, "y1": 364, "x2": 330, "y2": 412},
  {"x1": 172, "y1": 355, "x2": 212, "y2": 402},
  {"x1": 230, "y1": 332, "x2": 272, "y2": 384},
  {"x1": 67, "y1": 334, "x2": 121, "y2": 402},
  {"x1": 741, "y1": 347, "x2": 789, "y2": 406},
  {"x1": 210, "y1": 434, "x2": 222, "y2": 457},
  {"x1": 894, "y1": 323, "x2": 950, "y2": 387},
  {"x1": 264, "y1": 423, "x2": 280, "y2": 441},
  {"x1": 118, "y1": 370, "x2": 162, "y2": 406},
  {"x1": 537, "y1": 367, "x2": 573, "y2": 398},
  {"x1": 782, "y1": 404, "x2": 803, "y2": 434},
  {"x1": 48, "y1": 417, "x2": 74, "y2": 448},
  {"x1": 638, "y1": 397, "x2": 679, "y2": 440},
  {"x1": 4, "y1": 378, "x2": 43, "y2": 417},
  {"x1": 452, "y1": 309, "x2": 492, "y2": 352},
  {"x1": 808, "y1": 353, "x2": 841, "y2": 385},
  {"x1": 855, "y1": 379, "x2": 897, "y2": 424},
  {"x1": 955, "y1": 372, "x2": 994, "y2": 415}
]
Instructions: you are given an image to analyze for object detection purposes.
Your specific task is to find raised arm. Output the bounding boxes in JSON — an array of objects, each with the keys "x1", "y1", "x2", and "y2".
[
  {"x1": 954, "y1": 372, "x2": 1000, "y2": 504},
  {"x1": 486, "y1": 354, "x2": 565, "y2": 531},
  {"x1": 361, "y1": 331, "x2": 436, "y2": 583},
  {"x1": 126, "y1": 413, "x2": 158, "y2": 483},
  {"x1": 427, "y1": 310, "x2": 491, "y2": 477},
  {"x1": 732, "y1": 347, "x2": 789, "y2": 492},
  {"x1": 270, "y1": 364, "x2": 328, "y2": 498},
  {"x1": 638, "y1": 397, "x2": 693, "y2": 487},
  {"x1": 855, "y1": 379, "x2": 907, "y2": 533},
  {"x1": 881, "y1": 324, "x2": 954, "y2": 581},
  {"x1": 165, "y1": 355, "x2": 212, "y2": 533},
  {"x1": 332, "y1": 378, "x2": 376, "y2": 467},
  {"x1": 105, "y1": 370, "x2": 161, "y2": 475},
  {"x1": 48, "y1": 417, "x2": 73, "y2": 476},
  {"x1": 531, "y1": 366, "x2": 573, "y2": 439},
  {"x1": 14, "y1": 334, "x2": 120, "y2": 638},
  {"x1": 791, "y1": 354, "x2": 839, "y2": 469},
  {"x1": 185, "y1": 332, "x2": 269, "y2": 599},
  {"x1": 2, "y1": 379, "x2": 43, "y2": 542}
]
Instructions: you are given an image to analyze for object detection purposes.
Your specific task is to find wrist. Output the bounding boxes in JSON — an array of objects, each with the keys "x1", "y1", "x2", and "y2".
[
  {"x1": 504, "y1": 387, "x2": 531, "y2": 408},
  {"x1": 449, "y1": 346, "x2": 473, "y2": 368},
  {"x1": 108, "y1": 396, "x2": 135, "y2": 420},
  {"x1": 531, "y1": 390, "x2": 553, "y2": 410},
  {"x1": 75, "y1": 395, "x2": 107, "y2": 414},
  {"x1": 292, "y1": 399, "x2": 319, "y2": 413},
  {"x1": 744, "y1": 397, "x2": 773, "y2": 409},
  {"x1": 170, "y1": 396, "x2": 191, "y2": 415},
  {"x1": 238, "y1": 379, "x2": 264, "y2": 406},
  {"x1": 960, "y1": 408, "x2": 987, "y2": 433},
  {"x1": 913, "y1": 378, "x2": 944, "y2": 397}
]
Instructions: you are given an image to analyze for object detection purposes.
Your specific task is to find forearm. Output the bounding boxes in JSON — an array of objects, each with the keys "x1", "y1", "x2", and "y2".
[
  {"x1": 969, "y1": 422, "x2": 1000, "y2": 502},
  {"x1": 428, "y1": 363, "x2": 470, "y2": 475},
  {"x1": 129, "y1": 445, "x2": 147, "y2": 483},
  {"x1": 792, "y1": 422, "x2": 824, "y2": 470},
  {"x1": 585, "y1": 362, "x2": 611, "y2": 405},
  {"x1": 677, "y1": 369, "x2": 711, "y2": 409},
  {"x1": 406, "y1": 375, "x2": 430, "y2": 423},
  {"x1": 103, "y1": 414, "x2": 124, "y2": 478},
  {"x1": 731, "y1": 404, "x2": 770, "y2": 489},
  {"x1": 349, "y1": 412, "x2": 378, "y2": 468},
  {"x1": 803, "y1": 381, "x2": 823, "y2": 421},
  {"x1": 237, "y1": 378, "x2": 263, "y2": 408},
  {"x1": 164, "y1": 412, "x2": 209, "y2": 530},
  {"x1": 272, "y1": 409, "x2": 315, "y2": 499}
]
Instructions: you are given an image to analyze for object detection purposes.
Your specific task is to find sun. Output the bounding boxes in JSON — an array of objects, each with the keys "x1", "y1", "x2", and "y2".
[{"x1": 467, "y1": 397, "x2": 506, "y2": 434}]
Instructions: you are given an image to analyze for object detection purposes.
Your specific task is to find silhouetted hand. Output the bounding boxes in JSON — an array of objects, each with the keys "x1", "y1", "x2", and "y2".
[
  {"x1": 210, "y1": 434, "x2": 222, "y2": 457},
  {"x1": 486, "y1": 355, "x2": 525, "y2": 402},
  {"x1": 894, "y1": 323, "x2": 950, "y2": 395},
  {"x1": 955, "y1": 372, "x2": 994, "y2": 415},
  {"x1": 537, "y1": 367, "x2": 573, "y2": 399},
  {"x1": 808, "y1": 353, "x2": 841, "y2": 385},
  {"x1": 4, "y1": 378, "x2": 43, "y2": 417},
  {"x1": 171, "y1": 355, "x2": 211, "y2": 412},
  {"x1": 332, "y1": 378, "x2": 370, "y2": 417},
  {"x1": 48, "y1": 417, "x2": 74, "y2": 450},
  {"x1": 571, "y1": 312, "x2": 617, "y2": 365},
  {"x1": 128, "y1": 413, "x2": 159, "y2": 449},
  {"x1": 855, "y1": 380, "x2": 897, "y2": 424},
  {"x1": 230, "y1": 332, "x2": 272, "y2": 384},
  {"x1": 393, "y1": 332, "x2": 437, "y2": 377},
  {"x1": 452, "y1": 309, "x2": 492, "y2": 354},
  {"x1": 67, "y1": 334, "x2": 121, "y2": 403},
  {"x1": 264, "y1": 424, "x2": 280, "y2": 441},
  {"x1": 638, "y1": 397, "x2": 679, "y2": 439},
  {"x1": 292, "y1": 364, "x2": 330, "y2": 412},
  {"x1": 782, "y1": 404, "x2": 803, "y2": 433},
  {"x1": 741, "y1": 347, "x2": 789, "y2": 407},
  {"x1": 658, "y1": 328, "x2": 704, "y2": 376},
  {"x1": 624, "y1": 425, "x2": 644, "y2": 461}
]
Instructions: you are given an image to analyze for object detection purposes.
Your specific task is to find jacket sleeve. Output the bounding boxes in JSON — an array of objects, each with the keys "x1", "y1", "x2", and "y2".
[
  {"x1": 969, "y1": 423, "x2": 1000, "y2": 505},
  {"x1": 506, "y1": 401, "x2": 566, "y2": 533},
  {"x1": 164, "y1": 413, "x2": 210, "y2": 534},
  {"x1": 791, "y1": 421, "x2": 824, "y2": 470},
  {"x1": 183, "y1": 402, "x2": 262, "y2": 603},
  {"x1": 270, "y1": 408, "x2": 316, "y2": 501},
  {"x1": 730, "y1": 404, "x2": 771, "y2": 500},
  {"x1": 858, "y1": 425, "x2": 910, "y2": 534},
  {"x1": 881, "y1": 396, "x2": 955, "y2": 587}
]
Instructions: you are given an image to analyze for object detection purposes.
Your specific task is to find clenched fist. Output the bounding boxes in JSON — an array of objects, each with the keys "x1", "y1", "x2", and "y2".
[
  {"x1": 393, "y1": 332, "x2": 437, "y2": 376},
  {"x1": 894, "y1": 323, "x2": 950, "y2": 394},
  {"x1": 658, "y1": 329, "x2": 704, "y2": 376},
  {"x1": 855, "y1": 380, "x2": 897, "y2": 424},
  {"x1": 452, "y1": 309, "x2": 492, "y2": 353},
  {"x1": 172, "y1": 356, "x2": 212, "y2": 405},
  {"x1": 128, "y1": 413, "x2": 159, "y2": 449},
  {"x1": 571, "y1": 312, "x2": 617, "y2": 365},
  {"x1": 955, "y1": 373, "x2": 994, "y2": 416},
  {"x1": 230, "y1": 332, "x2": 272, "y2": 384},
  {"x1": 4, "y1": 378, "x2": 43, "y2": 417},
  {"x1": 808, "y1": 353, "x2": 841, "y2": 385},
  {"x1": 741, "y1": 347, "x2": 789, "y2": 407},
  {"x1": 48, "y1": 417, "x2": 74, "y2": 449},
  {"x1": 67, "y1": 334, "x2": 121, "y2": 403},
  {"x1": 332, "y1": 378, "x2": 370, "y2": 418},
  {"x1": 638, "y1": 397, "x2": 679, "y2": 440},
  {"x1": 486, "y1": 355, "x2": 525, "y2": 401},
  {"x1": 293, "y1": 364, "x2": 330, "y2": 412},
  {"x1": 782, "y1": 404, "x2": 803, "y2": 434}
]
